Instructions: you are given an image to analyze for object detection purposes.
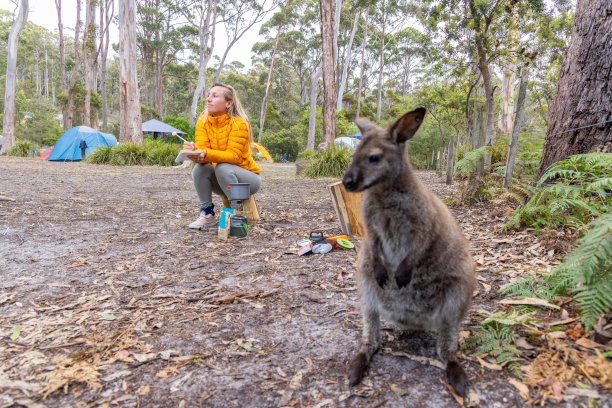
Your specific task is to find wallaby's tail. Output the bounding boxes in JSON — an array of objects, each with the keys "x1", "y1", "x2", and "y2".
[{"x1": 446, "y1": 360, "x2": 469, "y2": 397}]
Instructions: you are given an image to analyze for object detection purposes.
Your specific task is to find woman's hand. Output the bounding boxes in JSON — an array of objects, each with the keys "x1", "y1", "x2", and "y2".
[
  {"x1": 183, "y1": 141, "x2": 196, "y2": 150},
  {"x1": 187, "y1": 149, "x2": 207, "y2": 163}
]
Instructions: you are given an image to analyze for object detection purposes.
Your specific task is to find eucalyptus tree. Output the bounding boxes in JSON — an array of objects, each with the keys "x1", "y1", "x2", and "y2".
[
  {"x1": 1, "y1": 0, "x2": 28, "y2": 154},
  {"x1": 256, "y1": 0, "x2": 295, "y2": 143},
  {"x1": 212, "y1": 0, "x2": 275, "y2": 84},
  {"x1": 119, "y1": 0, "x2": 142, "y2": 143},
  {"x1": 63, "y1": 0, "x2": 82, "y2": 130},
  {"x1": 99, "y1": 0, "x2": 114, "y2": 131},
  {"x1": 421, "y1": 0, "x2": 547, "y2": 171},
  {"x1": 180, "y1": 0, "x2": 219, "y2": 125},
  {"x1": 370, "y1": 0, "x2": 413, "y2": 121},
  {"x1": 320, "y1": 0, "x2": 335, "y2": 145},
  {"x1": 137, "y1": 0, "x2": 194, "y2": 115}
]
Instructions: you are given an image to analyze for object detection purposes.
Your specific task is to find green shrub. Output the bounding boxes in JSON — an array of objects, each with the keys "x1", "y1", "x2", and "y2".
[
  {"x1": 86, "y1": 145, "x2": 114, "y2": 164},
  {"x1": 505, "y1": 153, "x2": 612, "y2": 231},
  {"x1": 110, "y1": 143, "x2": 147, "y2": 166},
  {"x1": 7, "y1": 141, "x2": 37, "y2": 157},
  {"x1": 143, "y1": 139, "x2": 181, "y2": 166},
  {"x1": 302, "y1": 146, "x2": 353, "y2": 178}
]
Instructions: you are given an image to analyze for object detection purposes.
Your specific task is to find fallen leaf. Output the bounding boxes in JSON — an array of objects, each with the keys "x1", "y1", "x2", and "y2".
[
  {"x1": 138, "y1": 385, "x2": 150, "y2": 396},
  {"x1": 477, "y1": 356, "x2": 502, "y2": 371},
  {"x1": 238, "y1": 342, "x2": 253, "y2": 352},
  {"x1": 499, "y1": 297, "x2": 560, "y2": 309},
  {"x1": 552, "y1": 382, "x2": 564, "y2": 402},
  {"x1": 97, "y1": 312, "x2": 117, "y2": 320},
  {"x1": 10, "y1": 324, "x2": 21, "y2": 341},
  {"x1": 575, "y1": 337, "x2": 606, "y2": 349},
  {"x1": 388, "y1": 382, "x2": 407, "y2": 396},
  {"x1": 439, "y1": 378, "x2": 463, "y2": 406},
  {"x1": 508, "y1": 378, "x2": 529, "y2": 400},
  {"x1": 156, "y1": 366, "x2": 180, "y2": 378}
]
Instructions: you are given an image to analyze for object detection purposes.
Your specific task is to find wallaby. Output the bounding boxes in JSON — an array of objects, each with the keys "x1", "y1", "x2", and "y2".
[{"x1": 342, "y1": 107, "x2": 475, "y2": 397}]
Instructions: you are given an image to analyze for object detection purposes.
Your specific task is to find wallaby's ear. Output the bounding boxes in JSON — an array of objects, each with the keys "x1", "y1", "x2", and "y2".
[
  {"x1": 390, "y1": 107, "x2": 426, "y2": 144},
  {"x1": 355, "y1": 117, "x2": 373, "y2": 135}
]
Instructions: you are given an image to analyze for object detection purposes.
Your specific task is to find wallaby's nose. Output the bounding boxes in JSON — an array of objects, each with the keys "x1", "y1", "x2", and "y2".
[{"x1": 343, "y1": 172, "x2": 358, "y2": 192}]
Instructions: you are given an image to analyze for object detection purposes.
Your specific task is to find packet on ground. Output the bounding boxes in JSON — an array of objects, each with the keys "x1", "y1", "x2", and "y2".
[{"x1": 218, "y1": 207, "x2": 236, "y2": 239}]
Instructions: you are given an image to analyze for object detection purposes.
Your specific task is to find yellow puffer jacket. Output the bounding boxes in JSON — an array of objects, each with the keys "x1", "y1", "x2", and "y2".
[{"x1": 195, "y1": 113, "x2": 260, "y2": 174}]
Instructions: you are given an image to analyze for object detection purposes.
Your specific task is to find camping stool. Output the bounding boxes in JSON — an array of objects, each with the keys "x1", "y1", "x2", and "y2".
[{"x1": 222, "y1": 194, "x2": 260, "y2": 222}]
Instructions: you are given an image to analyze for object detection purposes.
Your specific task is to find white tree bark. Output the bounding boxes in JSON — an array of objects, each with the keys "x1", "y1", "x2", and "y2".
[
  {"x1": 355, "y1": 11, "x2": 368, "y2": 118},
  {"x1": 307, "y1": 66, "x2": 322, "y2": 150},
  {"x1": 504, "y1": 66, "x2": 529, "y2": 187},
  {"x1": 1, "y1": 0, "x2": 29, "y2": 154},
  {"x1": 189, "y1": 0, "x2": 218, "y2": 125},
  {"x1": 82, "y1": 0, "x2": 96, "y2": 126},
  {"x1": 119, "y1": 0, "x2": 142, "y2": 143},
  {"x1": 336, "y1": 11, "x2": 360, "y2": 111}
]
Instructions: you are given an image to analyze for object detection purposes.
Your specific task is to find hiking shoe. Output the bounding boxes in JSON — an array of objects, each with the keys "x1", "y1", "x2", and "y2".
[{"x1": 188, "y1": 212, "x2": 217, "y2": 229}]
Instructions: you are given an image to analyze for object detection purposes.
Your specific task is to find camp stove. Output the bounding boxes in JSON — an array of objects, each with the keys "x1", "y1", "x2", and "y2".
[{"x1": 227, "y1": 183, "x2": 250, "y2": 211}]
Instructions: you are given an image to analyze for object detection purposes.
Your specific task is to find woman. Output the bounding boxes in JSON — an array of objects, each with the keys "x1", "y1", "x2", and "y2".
[{"x1": 183, "y1": 83, "x2": 261, "y2": 229}]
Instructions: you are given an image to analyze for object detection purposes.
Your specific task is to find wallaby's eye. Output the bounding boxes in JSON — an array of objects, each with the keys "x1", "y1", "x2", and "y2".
[{"x1": 369, "y1": 154, "x2": 381, "y2": 163}]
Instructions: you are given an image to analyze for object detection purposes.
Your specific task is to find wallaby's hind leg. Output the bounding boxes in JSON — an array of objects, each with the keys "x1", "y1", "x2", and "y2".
[
  {"x1": 348, "y1": 280, "x2": 381, "y2": 386},
  {"x1": 348, "y1": 307, "x2": 380, "y2": 386},
  {"x1": 437, "y1": 321, "x2": 469, "y2": 397}
]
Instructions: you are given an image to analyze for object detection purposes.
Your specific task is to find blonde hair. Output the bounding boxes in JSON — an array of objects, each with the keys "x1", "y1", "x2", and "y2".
[{"x1": 200, "y1": 83, "x2": 253, "y2": 145}]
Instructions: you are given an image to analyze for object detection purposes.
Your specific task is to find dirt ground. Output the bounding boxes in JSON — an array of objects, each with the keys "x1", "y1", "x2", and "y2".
[{"x1": 0, "y1": 157, "x2": 610, "y2": 408}]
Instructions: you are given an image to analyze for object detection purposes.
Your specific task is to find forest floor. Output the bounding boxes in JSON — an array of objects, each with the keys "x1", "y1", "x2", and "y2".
[{"x1": 0, "y1": 157, "x2": 610, "y2": 408}]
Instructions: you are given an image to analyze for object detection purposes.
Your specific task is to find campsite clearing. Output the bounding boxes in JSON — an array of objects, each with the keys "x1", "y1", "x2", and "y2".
[{"x1": 0, "y1": 157, "x2": 608, "y2": 407}]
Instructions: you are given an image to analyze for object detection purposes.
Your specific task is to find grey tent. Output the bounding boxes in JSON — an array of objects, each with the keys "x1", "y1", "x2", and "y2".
[{"x1": 142, "y1": 119, "x2": 187, "y2": 140}]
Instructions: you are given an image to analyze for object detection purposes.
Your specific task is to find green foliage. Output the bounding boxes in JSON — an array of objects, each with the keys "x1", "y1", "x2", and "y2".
[
  {"x1": 505, "y1": 153, "x2": 612, "y2": 231},
  {"x1": 14, "y1": 91, "x2": 63, "y2": 145},
  {"x1": 6, "y1": 140, "x2": 37, "y2": 157},
  {"x1": 141, "y1": 105, "x2": 161, "y2": 121},
  {"x1": 454, "y1": 146, "x2": 490, "y2": 178},
  {"x1": 162, "y1": 115, "x2": 195, "y2": 141},
  {"x1": 501, "y1": 213, "x2": 611, "y2": 333},
  {"x1": 86, "y1": 145, "x2": 114, "y2": 164},
  {"x1": 143, "y1": 139, "x2": 182, "y2": 166},
  {"x1": 302, "y1": 146, "x2": 353, "y2": 179},
  {"x1": 85, "y1": 139, "x2": 180, "y2": 166},
  {"x1": 465, "y1": 309, "x2": 534, "y2": 377},
  {"x1": 551, "y1": 213, "x2": 612, "y2": 332},
  {"x1": 495, "y1": 150, "x2": 542, "y2": 181}
]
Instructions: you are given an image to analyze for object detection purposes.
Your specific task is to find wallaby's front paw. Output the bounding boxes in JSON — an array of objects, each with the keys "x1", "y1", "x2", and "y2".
[
  {"x1": 446, "y1": 360, "x2": 469, "y2": 397},
  {"x1": 347, "y1": 353, "x2": 368, "y2": 386}
]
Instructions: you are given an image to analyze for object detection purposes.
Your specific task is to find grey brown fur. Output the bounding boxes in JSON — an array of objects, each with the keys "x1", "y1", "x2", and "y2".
[{"x1": 342, "y1": 108, "x2": 475, "y2": 397}]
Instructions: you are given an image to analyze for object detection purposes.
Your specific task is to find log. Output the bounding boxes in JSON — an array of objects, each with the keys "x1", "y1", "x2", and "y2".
[
  {"x1": 328, "y1": 181, "x2": 364, "y2": 236},
  {"x1": 221, "y1": 194, "x2": 260, "y2": 221}
]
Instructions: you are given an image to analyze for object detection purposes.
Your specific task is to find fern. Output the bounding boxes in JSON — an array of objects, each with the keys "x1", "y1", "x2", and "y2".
[
  {"x1": 504, "y1": 153, "x2": 611, "y2": 232},
  {"x1": 454, "y1": 146, "x2": 490, "y2": 178},
  {"x1": 465, "y1": 309, "x2": 533, "y2": 377},
  {"x1": 551, "y1": 212, "x2": 612, "y2": 332}
]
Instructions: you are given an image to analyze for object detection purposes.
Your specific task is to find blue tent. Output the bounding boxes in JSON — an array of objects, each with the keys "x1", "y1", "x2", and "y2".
[{"x1": 47, "y1": 126, "x2": 118, "y2": 161}]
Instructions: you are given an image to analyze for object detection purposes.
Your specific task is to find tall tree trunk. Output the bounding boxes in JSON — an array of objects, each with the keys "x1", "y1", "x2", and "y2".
[
  {"x1": 99, "y1": 0, "x2": 113, "y2": 132},
  {"x1": 498, "y1": 62, "x2": 516, "y2": 134},
  {"x1": 55, "y1": 0, "x2": 67, "y2": 93},
  {"x1": 375, "y1": 5, "x2": 386, "y2": 121},
  {"x1": 320, "y1": 0, "x2": 336, "y2": 146},
  {"x1": 1, "y1": 0, "x2": 28, "y2": 154},
  {"x1": 504, "y1": 66, "x2": 529, "y2": 187},
  {"x1": 539, "y1": 0, "x2": 612, "y2": 176},
  {"x1": 332, "y1": 0, "x2": 342, "y2": 68},
  {"x1": 119, "y1": 0, "x2": 142, "y2": 143},
  {"x1": 189, "y1": 0, "x2": 217, "y2": 125},
  {"x1": 45, "y1": 48, "x2": 49, "y2": 99},
  {"x1": 476, "y1": 40, "x2": 495, "y2": 171},
  {"x1": 356, "y1": 11, "x2": 368, "y2": 119},
  {"x1": 65, "y1": 0, "x2": 82, "y2": 130},
  {"x1": 446, "y1": 136, "x2": 454, "y2": 185},
  {"x1": 257, "y1": 0, "x2": 292, "y2": 143},
  {"x1": 82, "y1": 0, "x2": 96, "y2": 126},
  {"x1": 307, "y1": 66, "x2": 322, "y2": 150},
  {"x1": 336, "y1": 11, "x2": 360, "y2": 111}
]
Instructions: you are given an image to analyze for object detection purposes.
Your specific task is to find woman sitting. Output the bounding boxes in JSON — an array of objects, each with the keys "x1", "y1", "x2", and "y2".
[{"x1": 183, "y1": 83, "x2": 261, "y2": 229}]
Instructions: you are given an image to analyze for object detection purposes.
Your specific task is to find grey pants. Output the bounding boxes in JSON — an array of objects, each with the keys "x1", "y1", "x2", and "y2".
[{"x1": 192, "y1": 163, "x2": 261, "y2": 209}]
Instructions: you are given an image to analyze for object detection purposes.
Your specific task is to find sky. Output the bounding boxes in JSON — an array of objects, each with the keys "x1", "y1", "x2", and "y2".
[{"x1": 0, "y1": 0, "x2": 263, "y2": 69}]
